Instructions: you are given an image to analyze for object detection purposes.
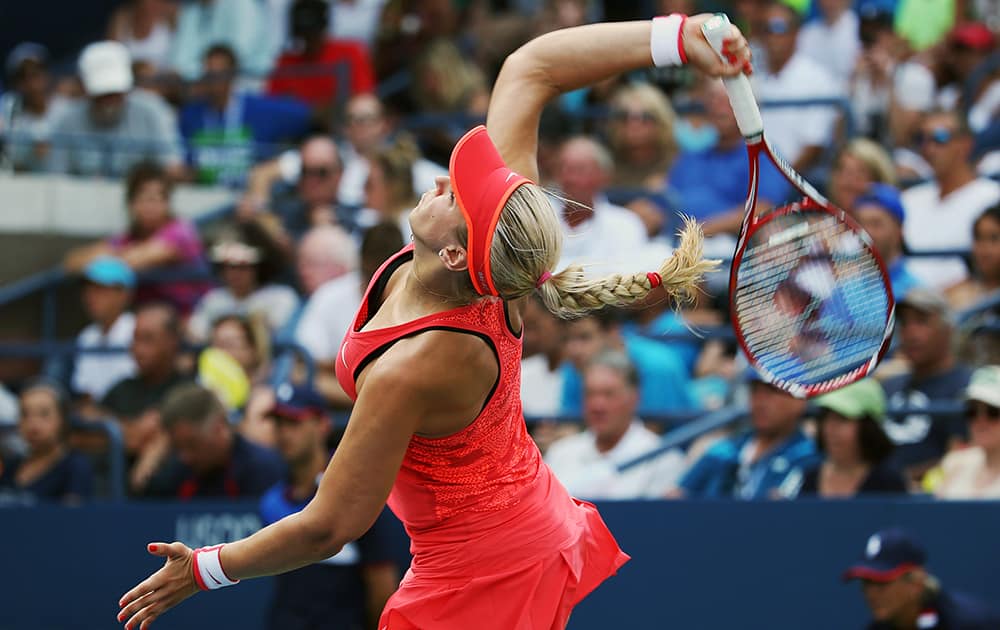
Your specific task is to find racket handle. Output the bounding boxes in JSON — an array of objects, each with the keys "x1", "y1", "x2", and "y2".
[{"x1": 701, "y1": 13, "x2": 764, "y2": 139}]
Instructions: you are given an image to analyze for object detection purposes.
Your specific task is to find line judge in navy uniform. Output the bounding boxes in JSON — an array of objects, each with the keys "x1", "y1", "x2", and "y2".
[
  {"x1": 260, "y1": 383, "x2": 400, "y2": 630},
  {"x1": 843, "y1": 528, "x2": 1000, "y2": 629}
]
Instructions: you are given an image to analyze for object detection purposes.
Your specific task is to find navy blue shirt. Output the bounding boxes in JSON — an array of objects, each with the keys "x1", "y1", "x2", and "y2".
[
  {"x1": 148, "y1": 433, "x2": 285, "y2": 500},
  {"x1": 867, "y1": 588, "x2": 1000, "y2": 629},
  {"x1": 881, "y1": 365, "x2": 971, "y2": 471},
  {"x1": 669, "y1": 143, "x2": 790, "y2": 222},
  {"x1": 0, "y1": 450, "x2": 94, "y2": 503},
  {"x1": 260, "y1": 476, "x2": 398, "y2": 630},
  {"x1": 680, "y1": 428, "x2": 820, "y2": 499}
]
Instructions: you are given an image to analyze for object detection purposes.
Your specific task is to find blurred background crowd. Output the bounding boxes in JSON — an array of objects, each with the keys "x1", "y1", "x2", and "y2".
[{"x1": 0, "y1": 0, "x2": 998, "y2": 511}]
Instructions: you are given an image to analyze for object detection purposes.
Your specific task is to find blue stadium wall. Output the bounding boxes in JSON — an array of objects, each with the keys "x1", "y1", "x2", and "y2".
[{"x1": 1, "y1": 500, "x2": 998, "y2": 629}]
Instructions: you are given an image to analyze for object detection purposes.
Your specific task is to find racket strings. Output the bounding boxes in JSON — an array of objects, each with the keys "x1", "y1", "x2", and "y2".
[{"x1": 734, "y1": 212, "x2": 890, "y2": 388}]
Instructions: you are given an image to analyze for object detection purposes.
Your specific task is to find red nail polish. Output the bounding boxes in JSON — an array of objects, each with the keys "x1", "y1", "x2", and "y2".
[{"x1": 148, "y1": 544, "x2": 157, "y2": 552}]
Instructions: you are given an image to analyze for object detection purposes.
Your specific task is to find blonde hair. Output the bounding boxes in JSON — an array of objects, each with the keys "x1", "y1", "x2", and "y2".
[
  {"x1": 840, "y1": 138, "x2": 897, "y2": 186},
  {"x1": 412, "y1": 39, "x2": 487, "y2": 112},
  {"x1": 607, "y1": 83, "x2": 678, "y2": 170},
  {"x1": 485, "y1": 184, "x2": 719, "y2": 319}
]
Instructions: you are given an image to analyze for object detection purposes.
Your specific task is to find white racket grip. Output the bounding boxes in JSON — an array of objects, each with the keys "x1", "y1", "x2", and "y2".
[{"x1": 701, "y1": 14, "x2": 764, "y2": 139}]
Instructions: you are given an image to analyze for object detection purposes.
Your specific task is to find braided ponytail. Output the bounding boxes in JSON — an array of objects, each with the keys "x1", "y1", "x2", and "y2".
[{"x1": 537, "y1": 217, "x2": 719, "y2": 319}]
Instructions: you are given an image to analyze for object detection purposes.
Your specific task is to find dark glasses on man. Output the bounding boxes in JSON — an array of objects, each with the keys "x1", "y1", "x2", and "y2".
[
  {"x1": 764, "y1": 18, "x2": 792, "y2": 35},
  {"x1": 915, "y1": 127, "x2": 956, "y2": 146},
  {"x1": 302, "y1": 166, "x2": 333, "y2": 179},
  {"x1": 965, "y1": 402, "x2": 1000, "y2": 422},
  {"x1": 610, "y1": 110, "x2": 656, "y2": 124}
]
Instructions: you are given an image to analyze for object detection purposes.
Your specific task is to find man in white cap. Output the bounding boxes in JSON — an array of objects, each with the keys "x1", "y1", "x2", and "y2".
[{"x1": 46, "y1": 41, "x2": 184, "y2": 179}]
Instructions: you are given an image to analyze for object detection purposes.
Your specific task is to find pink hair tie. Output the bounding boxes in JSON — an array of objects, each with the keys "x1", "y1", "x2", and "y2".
[
  {"x1": 535, "y1": 270, "x2": 553, "y2": 289},
  {"x1": 646, "y1": 272, "x2": 662, "y2": 288}
]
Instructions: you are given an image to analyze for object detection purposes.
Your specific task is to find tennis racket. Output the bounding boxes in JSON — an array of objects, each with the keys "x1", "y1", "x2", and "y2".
[{"x1": 701, "y1": 14, "x2": 895, "y2": 398}]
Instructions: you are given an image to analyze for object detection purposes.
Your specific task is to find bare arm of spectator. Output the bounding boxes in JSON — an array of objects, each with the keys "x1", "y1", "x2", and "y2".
[
  {"x1": 63, "y1": 241, "x2": 115, "y2": 272},
  {"x1": 701, "y1": 201, "x2": 775, "y2": 237},
  {"x1": 626, "y1": 198, "x2": 666, "y2": 237},
  {"x1": 791, "y1": 145, "x2": 825, "y2": 177}
]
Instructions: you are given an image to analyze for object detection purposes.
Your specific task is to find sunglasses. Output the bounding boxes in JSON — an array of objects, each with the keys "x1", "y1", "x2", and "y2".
[
  {"x1": 301, "y1": 166, "x2": 334, "y2": 179},
  {"x1": 611, "y1": 110, "x2": 656, "y2": 124},
  {"x1": 965, "y1": 402, "x2": 1000, "y2": 422},
  {"x1": 764, "y1": 18, "x2": 792, "y2": 35},
  {"x1": 915, "y1": 127, "x2": 956, "y2": 146}
]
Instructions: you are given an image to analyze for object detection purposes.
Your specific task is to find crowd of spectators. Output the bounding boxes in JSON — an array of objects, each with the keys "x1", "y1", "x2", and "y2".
[{"x1": 0, "y1": 0, "x2": 998, "y2": 514}]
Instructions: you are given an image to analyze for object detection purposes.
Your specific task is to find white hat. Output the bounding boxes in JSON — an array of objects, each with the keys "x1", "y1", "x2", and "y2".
[
  {"x1": 78, "y1": 41, "x2": 133, "y2": 96},
  {"x1": 965, "y1": 365, "x2": 1000, "y2": 408}
]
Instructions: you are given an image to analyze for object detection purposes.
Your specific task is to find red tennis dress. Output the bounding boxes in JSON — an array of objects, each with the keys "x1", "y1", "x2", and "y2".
[{"x1": 335, "y1": 245, "x2": 629, "y2": 629}]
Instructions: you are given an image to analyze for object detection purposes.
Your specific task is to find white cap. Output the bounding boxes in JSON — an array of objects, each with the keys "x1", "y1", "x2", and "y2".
[
  {"x1": 78, "y1": 41, "x2": 133, "y2": 96},
  {"x1": 965, "y1": 365, "x2": 1000, "y2": 408}
]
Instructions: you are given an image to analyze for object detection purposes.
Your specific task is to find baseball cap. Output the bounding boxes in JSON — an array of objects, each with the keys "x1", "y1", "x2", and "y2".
[
  {"x1": 78, "y1": 41, "x2": 133, "y2": 96},
  {"x1": 815, "y1": 378, "x2": 886, "y2": 421},
  {"x1": 854, "y1": 184, "x2": 905, "y2": 225},
  {"x1": 897, "y1": 287, "x2": 950, "y2": 317},
  {"x1": 949, "y1": 22, "x2": 996, "y2": 51},
  {"x1": 83, "y1": 256, "x2": 136, "y2": 288},
  {"x1": 449, "y1": 126, "x2": 533, "y2": 297},
  {"x1": 965, "y1": 365, "x2": 1000, "y2": 407},
  {"x1": 843, "y1": 528, "x2": 927, "y2": 582},
  {"x1": 5, "y1": 42, "x2": 48, "y2": 79},
  {"x1": 271, "y1": 382, "x2": 326, "y2": 421}
]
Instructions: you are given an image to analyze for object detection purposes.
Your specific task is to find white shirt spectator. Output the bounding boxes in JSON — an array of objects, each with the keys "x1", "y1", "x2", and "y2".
[
  {"x1": 188, "y1": 285, "x2": 300, "y2": 342},
  {"x1": 903, "y1": 178, "x2": 1000, "y2": 288},
  {"x1": 169, "y1": 0, "x2": 270, "y2": 80},
  {"x1": 544, "y1": 421, "x2": 687, "y2": 499},
  {"x1": 72, "y1": 312, "x2": 137, "y2": 400},
  {"x1": 0, "y1": 93, "x2": 69, "y2": 172},
  {"x1": 520, "y1": 354, "x2": 564, "y2": 418},
  {"x1": 796, "y1": 10, "x2": 860, "y2": 88},
  {"x1": 295, "y1": 270, "x2": 362, "y2": 363},
  {"x1": 753, "y1": 52, "x2": 842, "y2": 166},
  {"x1": 331, "y1": 0, "x2": 386, "y2": 45},
  {"x1": 555, "y1": 195, "x2": 650, "y2": 275}
]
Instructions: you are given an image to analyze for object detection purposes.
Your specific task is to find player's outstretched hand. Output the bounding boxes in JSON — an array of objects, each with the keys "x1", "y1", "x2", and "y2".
[
  {"x1": 682, "y1": 14, "x2": 752, "y2": 78},
  {"x1": 117, "y1": 542, "x2": 199, "y2": 630}
]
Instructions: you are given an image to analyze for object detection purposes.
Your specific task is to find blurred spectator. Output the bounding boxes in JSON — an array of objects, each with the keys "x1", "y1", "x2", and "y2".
[
  {"x1": 843, "y1": 528, "x2": 1000, "y2": 629},
  {"x1": 881, "y1": 289, "x2": 970, "y2": 483},
  {"x1": 46, "y1": 41, "x2": 184, "y2": 178},
  {"x1": 267, "y1": 0, "x2": 376, "y2": 112},
  {"x1": 935, "y1": 365, "x2": 1000, "y2": 499},
  {"x1": 355, "y1": 135, "x2": 421, "y2": 234},
  {"x1": 100, "y1": 302, "x2": 191, "y2": 494},
  {"x1": 296, "y1": 224, "x2": 359, "y2": 297},
  {"x1": 64, "y1": 161, "x2": 208, "y2": 316},
  {"x1": 295, "y1": 221, "x2": 402, "y2": 407},
  {"x1": 793, "y1": 379, "x2": 907, "y2": 497},
  {"x1": 545, "y1": 351, "x2": 686, "y2": 499},
  {"x1": 669, "y1": 79, "x2": 789, "y2": 238},
  {"x1": 209, "y1": 314, "x2": 271, "y2": 387},
  {"x1": 796, "y1": 0, "x2": 860, "y2": 87},
  {"x1": 947, "y1": 204, "x2": 1000, "y2": 311},
  {"x1": 674, "y1": 373, "x2": 818, "y2": 499},
  {"x1": 560, "y1": 311, "x2": 694, "y2": 418},
  {"x1": 148, "y1": 383, "x2": 284, "y2": 499},
  {"x1": 902, "y1": 110, "x2": 1000, "y2": 289},
  {"x1": 0, "y1": 42, "x2": 69, "y2": 172},
  {"x1": 187, "y1": 224, "x2": 299, "y2": 342},
  {"x1": 605, "y1": 83, "x2": 676, "y2": 192},
  {"x1": 337, "y1": 93, "x2": 445, "y2": 207},
  {"x1": 853, "y1": 184, "x2": 924, "y2": 300},
  {"x1": 179, "y1": 44, "x2": 311, "y2": 186},
  {"x1": 551, "y1": 136, "x2": 649, "y2": 273},
  {"x1": 0, "y1": 380, "x2": 93, "y2": 504},
  {"x1": 106, "y1": 0, "x2": 177, "y2": 72},
  {"x1": 753, "y1": 0, "x2": 842, "y2": 174},
  {"x1": 259, "y1": 383, "x2": 399, "y2": 630},
  {"x1": 851, "y1": 2, "x2": 902, "y2": 143},
  {"x1": 372, "y1": 0, "x2": 460, "y2": 86},
  {"x1": 827, "y1": 138, "x2": 897, "y2": 214},
  {"x1": 168, "y1": 0, "x2": 270, "y2": 81},
  {"x1": 940, "y1": 24, "x2": 997, "y2": 134},
  {"x1": 72, "y1": 257, "x2": 138, "y2": 404},
  {"x1": 520, "y1": 295, "x2": 567, "y2": 418}
]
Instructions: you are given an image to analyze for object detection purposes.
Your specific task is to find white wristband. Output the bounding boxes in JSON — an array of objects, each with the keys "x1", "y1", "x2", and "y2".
[
  {"x1": 650, "y1": 14, "x2": 688, "y2": 67},
  {"x1": 192, "y1": 544, "x2": 239, "y2": 591}
]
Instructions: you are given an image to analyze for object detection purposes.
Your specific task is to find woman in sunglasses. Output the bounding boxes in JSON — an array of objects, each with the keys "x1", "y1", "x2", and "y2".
[
  {"x1": 935, "y1": 365, "x2": 1000, "y2": 499},
  {"x1": 118, "y1": 15, "x2": 751, "y2": 630}
]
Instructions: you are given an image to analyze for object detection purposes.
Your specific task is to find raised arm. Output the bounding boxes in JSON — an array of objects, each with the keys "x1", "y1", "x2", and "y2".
[{"x1": 487, "y1": 15, "x2": 751, "y2": 179}]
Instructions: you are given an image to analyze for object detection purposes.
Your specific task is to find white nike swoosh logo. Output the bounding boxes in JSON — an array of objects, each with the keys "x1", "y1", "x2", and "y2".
[{"x1": 505, "y1": 172, "x2": 517, "y2": 183}]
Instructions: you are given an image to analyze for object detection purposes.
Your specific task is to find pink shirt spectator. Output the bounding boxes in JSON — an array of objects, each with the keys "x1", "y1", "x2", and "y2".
[{"x1": 110, "y1": 218, "x2": 209, "y2": 315}]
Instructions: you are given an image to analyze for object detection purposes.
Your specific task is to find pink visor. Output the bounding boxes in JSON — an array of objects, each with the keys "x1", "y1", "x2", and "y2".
[{"x1": 449, "y1": 126, "x2": 532, "y2": 296}]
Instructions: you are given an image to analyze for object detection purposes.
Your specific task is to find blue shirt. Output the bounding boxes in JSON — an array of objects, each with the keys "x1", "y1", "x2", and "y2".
[
  {"x1": 669, "y1": 143, "x2": 791, "y2": 222},
  {"x1": 560, "y1": 335, "x2": 695, "y2": 418},
  {"x1": 887, "y1": 256, "x2": 924, "y2": 301},
  {"x1": 179, "y1": 93, "x2": 311, "y2": 186},
  {"x1": 149, "y1": 433, "x2": 286, "y2": 499},
  {"x1": 622, "y1": 312, "x2": 700, "y2": 373},
  {"x1": 680, "y1": 428, "x2": 819, "y2": 499}
]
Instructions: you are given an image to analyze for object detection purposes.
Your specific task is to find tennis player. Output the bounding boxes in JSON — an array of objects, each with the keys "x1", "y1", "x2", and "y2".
[{"x1": 118, "y1": 14, "x2": 751, "y2": 630}]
